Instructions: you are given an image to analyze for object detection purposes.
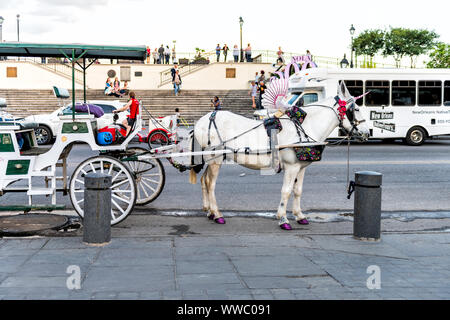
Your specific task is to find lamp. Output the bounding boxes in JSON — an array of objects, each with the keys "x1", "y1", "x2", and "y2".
[
  {"x1": 349, "y1": 24, "x2": 355, "y2": 68},
  {"x1": 239, "y1": 16, "x2": 244, "y2": 63},
  {"x1": 0, "y1": 16, "x2": 4, "y2": 43},
  {"x1": 340, "y1": 54, "x2": 349, "y2": 68},
  {"x1": 17, "y1": 14, "x2": 20, "y2": 42}
]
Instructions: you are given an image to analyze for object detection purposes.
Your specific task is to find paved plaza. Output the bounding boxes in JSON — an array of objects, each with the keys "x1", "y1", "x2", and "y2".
[{"x1": 0, "y1": 214, "x2": 449, "y2": 300}]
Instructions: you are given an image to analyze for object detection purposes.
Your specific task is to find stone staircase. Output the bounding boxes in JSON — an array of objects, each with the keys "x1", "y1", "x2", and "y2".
[{"x1": 0, "y1": 89, "x2": 255, "y2": 124}]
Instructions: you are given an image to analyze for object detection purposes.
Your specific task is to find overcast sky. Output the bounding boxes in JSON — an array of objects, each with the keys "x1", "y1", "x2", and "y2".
[{"x1": 0, "y1": 0, "x2": 449, "y2": 60}]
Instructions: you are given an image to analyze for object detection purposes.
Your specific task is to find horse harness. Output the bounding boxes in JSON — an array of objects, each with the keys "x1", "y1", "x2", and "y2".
[{"x1": 204, "y1": 96, "x2": 363, "y2": 163}]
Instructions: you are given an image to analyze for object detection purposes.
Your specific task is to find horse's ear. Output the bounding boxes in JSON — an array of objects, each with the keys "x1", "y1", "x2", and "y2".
[{"x1": 338, "y1": 81, "x2": 351, "y2": 100}]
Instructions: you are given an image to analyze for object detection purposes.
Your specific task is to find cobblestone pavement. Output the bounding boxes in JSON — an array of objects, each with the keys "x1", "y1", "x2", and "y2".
[{"x1": 0, "y1": 216, "x2": 449, "y2": 300}]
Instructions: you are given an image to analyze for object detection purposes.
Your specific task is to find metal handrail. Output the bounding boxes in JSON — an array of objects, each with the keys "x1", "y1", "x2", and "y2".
[{"x1": 159, "y1": 50, "x2": 217, "y2": 87}]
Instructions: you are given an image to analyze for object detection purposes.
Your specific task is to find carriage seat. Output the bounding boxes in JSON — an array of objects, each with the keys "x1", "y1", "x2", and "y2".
[
  {"x1": 61, "y1": 104, "x2": 105, "y2": 118},
  {"x1": 17, "y1": 121, "x2": 39, "y2": 130}
]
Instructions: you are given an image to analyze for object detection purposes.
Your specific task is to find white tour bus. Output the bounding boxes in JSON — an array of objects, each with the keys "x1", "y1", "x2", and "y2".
[{"x1": 287, "y1": 68, "x2": 450, "y2": 145}]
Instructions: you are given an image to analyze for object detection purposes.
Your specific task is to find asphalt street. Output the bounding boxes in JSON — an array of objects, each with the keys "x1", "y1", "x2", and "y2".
[{"x1": 1, "y1": 138, "x2": 450, "y2": 215}]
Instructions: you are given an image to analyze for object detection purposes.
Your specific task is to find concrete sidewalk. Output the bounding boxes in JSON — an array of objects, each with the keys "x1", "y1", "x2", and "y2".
[{"x1": 0, "y1": 214, "x2": 449, "y2": 300}]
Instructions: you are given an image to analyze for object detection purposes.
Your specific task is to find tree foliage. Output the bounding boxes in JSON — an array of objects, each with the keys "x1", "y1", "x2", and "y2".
[
  {"x1": 383, "y1": 27, "x2": 439, "y2": 67},
  {"x1": 353, "y1": 29, "x2": 385, "y2": 58},
  {"x1": 427, "y1": 43, "x2": 450, "y2": 68}
]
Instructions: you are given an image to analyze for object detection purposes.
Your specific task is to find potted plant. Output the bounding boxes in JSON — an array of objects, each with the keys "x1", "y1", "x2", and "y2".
[{"x1": 192, "y1": 48, "x2": 210, "y2": 65}]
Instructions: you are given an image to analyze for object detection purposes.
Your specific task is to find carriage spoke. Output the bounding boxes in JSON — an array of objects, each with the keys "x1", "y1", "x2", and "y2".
[
  {"x1": 112, "y1": 194, "x2": 131, "y2": 205},
  {"x1": 77, "y1": 198, "x2": 84, "y2": 204},
  {"x1": 112, "y1": 169, "x2": 123, "y2": 182},
  {"x1": 137, "y1": 185, "x2": 142, "y2": 200},
  {"x1": 112, "y1": 189, "x2": 132, "y2": 193},
  {"x1": 142, "y1": 177, "x2": 160, "y2": 184},
  {"x1": 75, "y1": 179, "x2": 84, "y2": 185},
  {"x1": 111, "y1": 179, "x2": 129, "y2": 190},
  {"x1": 141, "y1": 179, "x2": 156, "y2": 192},
  {"x1": 111, "y1": 199, "x2": 125, "y2": 215},
  {"x1": 89, "y1": 163, "x2": 96, "y2": 173},
  {"x1": 141, "y1": 183, "x2": 150, "y2": 198},
  {"x1": 108, "y1": 163, "x2": 115, "y2": 175}
]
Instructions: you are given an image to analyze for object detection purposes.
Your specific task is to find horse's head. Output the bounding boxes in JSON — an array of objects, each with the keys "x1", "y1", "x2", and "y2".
[{"x1": 335, "y1": 81, "x2": 370, "y2": 142}]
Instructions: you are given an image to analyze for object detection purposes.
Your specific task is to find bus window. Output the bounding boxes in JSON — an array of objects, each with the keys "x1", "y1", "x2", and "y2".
[
  {"x1": 365, "y1": 80, "x2": 390, "y2": 106},
  {"x1": 418, "y1": 81, "x2": 442, "y2": 106},
  {"x1": 302, "y1": 93, "x2": 318, "y2": 105},
  {"x1": 444, "y1": 81, "x2": 450, "y2": 106},
  {"x1": 343, "y1": 80, "x2": 363, "y2": 101},
  {"x1": 392, "y1": 80, "x2": 416, "y2": 106}
]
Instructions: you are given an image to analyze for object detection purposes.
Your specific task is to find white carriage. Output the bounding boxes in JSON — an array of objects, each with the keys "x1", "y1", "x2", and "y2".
[{"x1": 0, "y1": 44, "x2": 340, "y2": 228}]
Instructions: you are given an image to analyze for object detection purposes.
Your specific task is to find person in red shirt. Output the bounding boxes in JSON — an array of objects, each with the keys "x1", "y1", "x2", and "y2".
[{"x1": 113, "y1": 91, "x2": 139, "y2": 137}]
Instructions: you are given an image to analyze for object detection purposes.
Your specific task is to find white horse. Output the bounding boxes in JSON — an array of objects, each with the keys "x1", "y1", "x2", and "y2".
[{"x1": 190, "y1": 85, "x2": 370, "y2": 230}]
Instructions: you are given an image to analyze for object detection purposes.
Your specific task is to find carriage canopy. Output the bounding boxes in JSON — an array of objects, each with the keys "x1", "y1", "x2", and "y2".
[{"x1": 0, "y1": 42, "x2": 147, "y2": 119}]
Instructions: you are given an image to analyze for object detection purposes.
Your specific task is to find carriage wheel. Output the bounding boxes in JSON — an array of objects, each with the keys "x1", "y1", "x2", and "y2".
[
  {"x1": 147, "y1": 130, "x2": 170, "y2": 150},
  {"x1": 123, "y1": 147, "x2": 165, "y2": 206},
  {"x1": 69, "y1": 156, "x2": 137, "y2": 226}
]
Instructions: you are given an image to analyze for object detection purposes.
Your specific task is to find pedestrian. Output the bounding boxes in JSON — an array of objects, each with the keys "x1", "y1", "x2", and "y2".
[
  {"x1": 171, "y1": 63, "x2": 179, "y2": 81},
  {"x1": 277, "y1": 46, "x2": 284, "y2": 64},
  {"x1": 249, "y1": 80, "x2": 257, "y2": 109},
  {"x1": 146, "y1": 46, "x2": 151, "y2": 64},
  {"x1": 257, "y1": 80, "x2": 267, "y2": 109},
  {"x1": 158, "y1": 45, "x2": 165, "y2": 64},
  {"x1": 233, "y1": 45, "x2": 239, "y2": 62},
  {"x1": 173, "y1": 70, "x2": 182, "y2": 96},
  {"x1": 164, "y1": 45, "x2": 171, "y2": 64},
  {"x1": 255, "y1": 72, "x2": 260, "y2": 83},
  {"x1": 306, "y1": 50, "x2": 312, "y2": 61},
  {"x1": 152, "y1": 48, "x2": 158, "y2": 64},
  {"x1": 215, "y1": 44, "x2": 221, "y2": 62},
  {"x1": 245, "y1": 43, "x2": 252, "y2": 62},
  {"x1": 222, "y1": 44, "x2": 229, "y2": 62},
  {"x1": 172, "y1": 47, "x2": 177, "y2": 64},
  {"x1": 211, "y1": 96, "x2": 222, "y2": 110},
  {"x1": 259, "y1": 70, "x2": 266, "y2": 83}
]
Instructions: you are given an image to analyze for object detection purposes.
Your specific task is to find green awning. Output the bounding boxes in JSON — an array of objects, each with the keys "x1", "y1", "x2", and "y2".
[{"x1": 0, "y1": 42, "x2": 146, "y2": 60}]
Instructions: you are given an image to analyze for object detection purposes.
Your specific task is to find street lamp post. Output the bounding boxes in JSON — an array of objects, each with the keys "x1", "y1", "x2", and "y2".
[
  {"x1": 349, "y1": 24, "x2": 355, "y2": 68},
  {"x1": 239, "y1": 16, "x2": 244, "y2": 63},
  {"x1": 0, "y1": 16, "x2": 4, "y2": 61},
  {"x1": 16, "y1": 14, "x2": 20, "y2": 42},
  {"x1": 0, "y1": 16, "x2": 4, "y2": 43}
]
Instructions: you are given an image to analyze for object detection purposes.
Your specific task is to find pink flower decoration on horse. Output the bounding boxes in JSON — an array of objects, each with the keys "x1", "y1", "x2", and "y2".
[{"x1": 337, "y1": 100, "x2": 347, "y2": 120}]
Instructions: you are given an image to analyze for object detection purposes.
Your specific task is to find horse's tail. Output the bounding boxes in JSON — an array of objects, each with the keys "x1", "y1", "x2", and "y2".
[{"x1": 188, "y1": 129, "x2": 204, "y2": 184}]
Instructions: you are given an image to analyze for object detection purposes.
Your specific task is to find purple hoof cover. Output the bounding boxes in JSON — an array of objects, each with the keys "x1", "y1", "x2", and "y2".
[
  {"x1": 297, "y1": 219, "x2": 309, "y2": 225},
  {"x1": 214, "y1": 217, "x2": 226, "y2": 224},
  {"x1": 208, "y1": 214, "x2": 215, "y2": 220},
  {"x1": 280, "y1": 223, "x2": 292, "y2": 230}
]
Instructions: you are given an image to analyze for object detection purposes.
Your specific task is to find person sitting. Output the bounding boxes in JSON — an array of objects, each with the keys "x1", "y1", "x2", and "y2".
[
  {"x1": 119, "y1": 81, "x2": 130, "y2": 96},
  {"x1": 113, "y1": 91, "x2": 139, "y2": 137},
  {"x1": 105, "y1": 79, "x2": 120, "y2": 97},
  {"x1": 113, "y1": 77, "x2": 121, "y2": 95}
]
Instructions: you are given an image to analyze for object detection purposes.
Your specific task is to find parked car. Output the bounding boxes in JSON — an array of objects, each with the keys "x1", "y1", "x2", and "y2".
[{"x1": 25, "y1": 100, "x2": 127, "y2": 145}]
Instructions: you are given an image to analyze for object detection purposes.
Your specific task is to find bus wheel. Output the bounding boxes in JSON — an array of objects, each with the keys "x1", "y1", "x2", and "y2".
[{"x1": 406, "y1": 127, "x2": 426, "y2": 146}]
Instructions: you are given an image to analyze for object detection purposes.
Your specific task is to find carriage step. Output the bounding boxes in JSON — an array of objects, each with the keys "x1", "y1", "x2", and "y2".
[
  {"x1": 0, "y1": 204, "x2": 66, "y2": 212},
  {"x1": 27, "y1": 188, "x2": 54, "y2": 196},
  {"x1": 30, "y1": 170, "x2": 55, "y2": 177}
]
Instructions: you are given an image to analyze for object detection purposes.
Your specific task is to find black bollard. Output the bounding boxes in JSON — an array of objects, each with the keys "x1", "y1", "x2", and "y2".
[
  {"x1": 353, "y1": 171, "x2": 382, "y2": 241},
  {"x1": 83, "y1": 172, "x2": 112, "y2": 245}
]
